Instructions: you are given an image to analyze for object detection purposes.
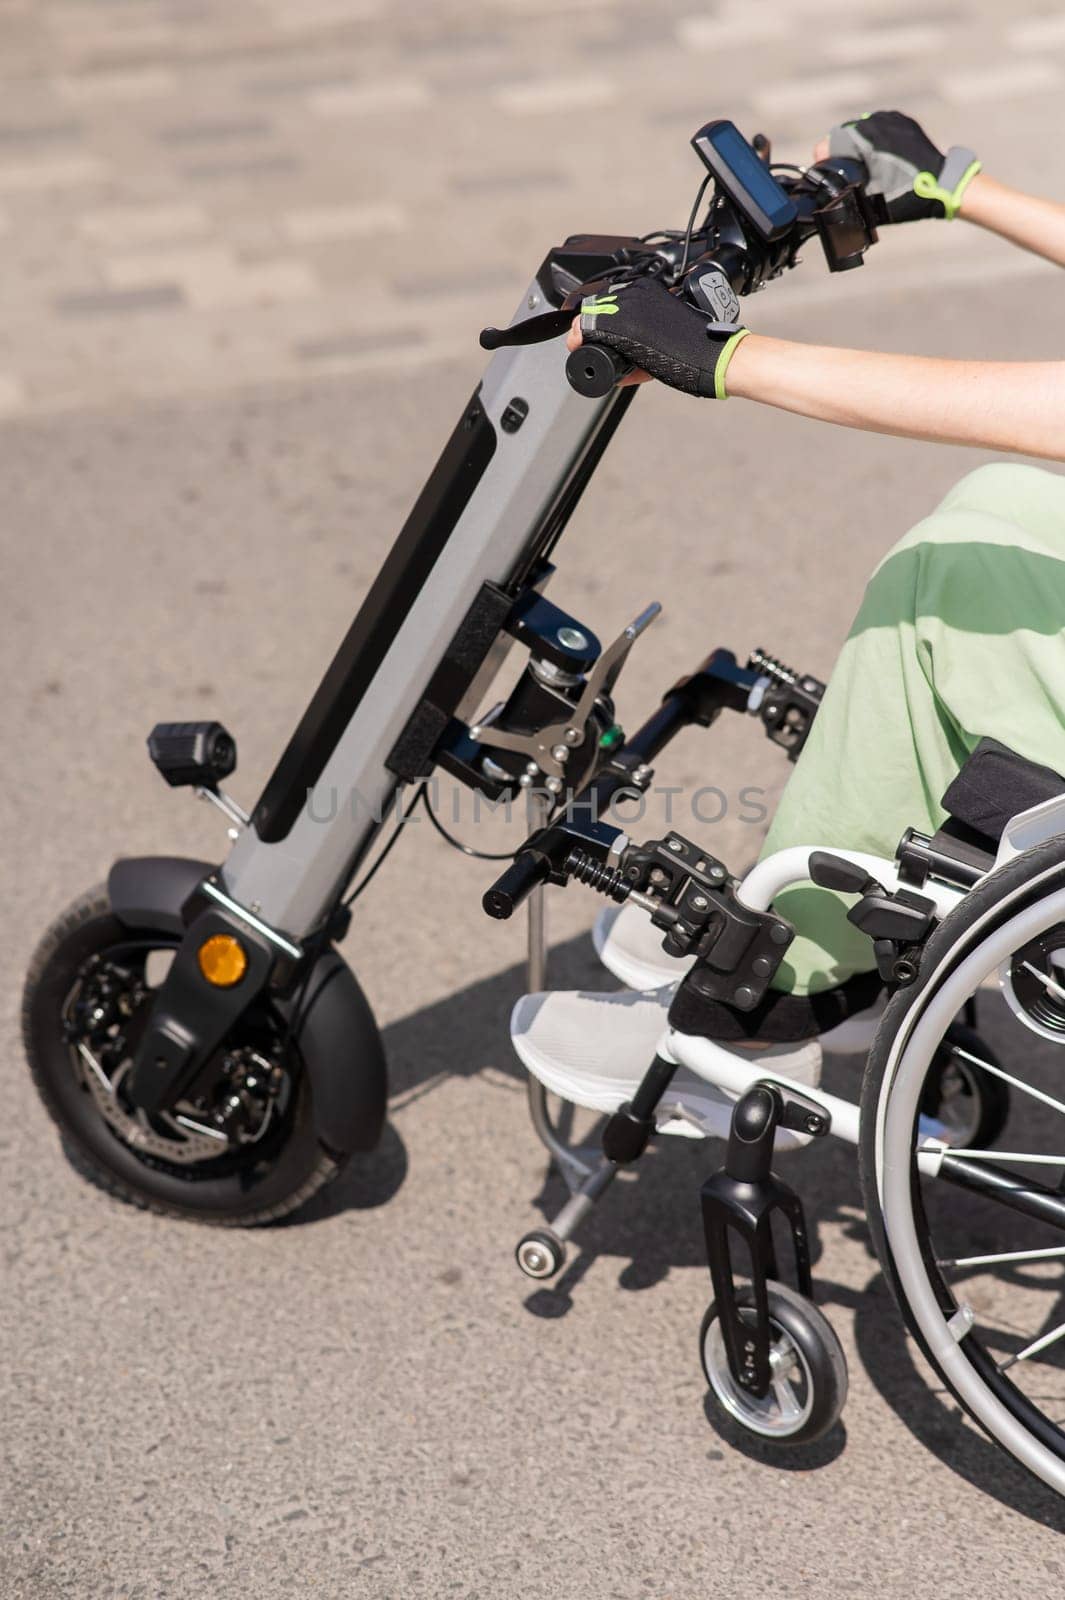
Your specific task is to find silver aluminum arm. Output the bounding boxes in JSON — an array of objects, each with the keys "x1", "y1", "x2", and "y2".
[{"x1": 222, "y1": 281, "x2": 629, "y2": 939}]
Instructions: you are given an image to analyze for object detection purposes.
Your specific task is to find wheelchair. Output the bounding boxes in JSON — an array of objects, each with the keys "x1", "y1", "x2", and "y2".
[{"x1": 501, "y1": 704, "x2": 1065, "y2": 1489}]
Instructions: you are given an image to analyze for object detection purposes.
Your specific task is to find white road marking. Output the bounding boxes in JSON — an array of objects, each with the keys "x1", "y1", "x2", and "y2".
[
  {"x1": 0, "y1": 373, "x2": 25, "y2": 414},
  {"x1": 282, "y1": 202, "x2": 407, "y2": 243},
  {"x1": 269, "y1": 0, "x2": 384, "y2": 26},
  {"x1": 941, "y1": 60, "x2": 1062, "y2": 103},
  {"x1": 494, "y1": 76, "x2": 616, "y2": 115},
  {"x1": 677, "y1": 9, "x2": 794, "y2": 49},
  {"x1": 1008, "y1": 16, "x2": 1065, "y2": 50},
  {"x1": 825, "y1": 24, "x2": 947, "y2": 63},
  {"x1": 0, "y1": 156, "x2": 109, "y2": 191},
  {"x1": 755, "y1": 244, "x2": 1058, "y2": 320},
  {"x1": 54, "y1": 69, "x2": 177, "y2": 101},
  {"x1": 751, "y1": 72, "x2": 875, "y2": 116},
  {"x1": 103, "y1": 247, "x2": 317, "y2": 311},
  {"x1": 308, "y1": 80, "x2": 430, "y2": 116},
  {"x1": 79, "y1": 204, "x2": 211, "y2": 247}
]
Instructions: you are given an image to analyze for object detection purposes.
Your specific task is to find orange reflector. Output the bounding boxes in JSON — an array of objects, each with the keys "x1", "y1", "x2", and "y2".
[{"x1": 197, "y1": 933, "x2": 248, "y2": 987}]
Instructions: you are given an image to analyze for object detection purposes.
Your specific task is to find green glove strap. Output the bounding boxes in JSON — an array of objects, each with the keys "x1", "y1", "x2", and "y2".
[
  {"x1": 714, "y1": 327, "x2": 752, "y2": 400},
  {"x1": 913, "y1": 154, "x2": 982, "y2": 220}
]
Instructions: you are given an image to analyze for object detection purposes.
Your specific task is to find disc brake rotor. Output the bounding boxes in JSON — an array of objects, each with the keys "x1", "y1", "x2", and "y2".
[{"x1": 65, "y1": 956, "x2": 285, "y2": 1167}]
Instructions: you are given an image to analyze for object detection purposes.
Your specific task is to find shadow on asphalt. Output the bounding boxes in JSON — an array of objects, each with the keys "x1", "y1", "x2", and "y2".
[{"x1": 293, "y1": 930, "x2": 1065, "y2": 1527}]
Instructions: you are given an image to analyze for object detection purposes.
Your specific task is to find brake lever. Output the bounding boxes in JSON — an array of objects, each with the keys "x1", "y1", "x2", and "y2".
[
  {"x1": 479, "y1": 307, "x2": 575, "y2": 350},
  {"x1": 480, "y1": 273, "x2": 624, "y2": 351}
]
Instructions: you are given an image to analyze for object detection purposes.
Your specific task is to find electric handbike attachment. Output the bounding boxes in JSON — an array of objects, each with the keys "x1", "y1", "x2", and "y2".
[
  {"x1": 25, "y1": 117, "x2": 1065, "y2": 1493},
  {"x1": 24, "y1": 117, "x2": 868, "y2": 1222}
]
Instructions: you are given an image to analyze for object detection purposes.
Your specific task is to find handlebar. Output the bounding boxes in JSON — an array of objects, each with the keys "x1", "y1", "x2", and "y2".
[
  {"x1": 483, "y1": 850, "x2": 553, "y2": 920},
  {"x1": 479, "y1": 144, "x2": 878, "y2": 397}
]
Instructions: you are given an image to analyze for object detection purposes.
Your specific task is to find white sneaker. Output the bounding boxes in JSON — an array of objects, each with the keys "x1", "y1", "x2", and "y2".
[
  {"x1": 593, "y1": 902, "x2": 692, "y2": 990},
  {"x1": 510, "y1": 985, "x2": 822, "y2": 1142}
]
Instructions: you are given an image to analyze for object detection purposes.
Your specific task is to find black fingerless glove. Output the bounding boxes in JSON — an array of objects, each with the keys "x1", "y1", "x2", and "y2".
[
  {"x1": 579, "y1": 277, "x2": 750, "y2": 400},
  {"x1": 829, "y1": 110, "x2": 981, "y2": 222}
]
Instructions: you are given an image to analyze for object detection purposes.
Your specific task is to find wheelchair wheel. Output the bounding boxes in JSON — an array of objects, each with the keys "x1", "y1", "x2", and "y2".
[
  {"x1": 699, "y1": 1281, "x2": 847, "y2": 1445},
  {"x1": 861, "y1": 836, "x2": 1065, "y2": 1494}
]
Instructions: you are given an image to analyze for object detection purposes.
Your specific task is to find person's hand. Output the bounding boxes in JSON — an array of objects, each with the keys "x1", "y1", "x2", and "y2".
[
  {"x1": 565, "y1": 277, "x2": 749, "y2": 399},
  {"x1": 818, "y1": 110, "x2": 981, "y2": 222}
]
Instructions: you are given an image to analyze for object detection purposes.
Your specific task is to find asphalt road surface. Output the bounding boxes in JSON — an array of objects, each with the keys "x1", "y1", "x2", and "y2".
[{"x1": 4, "y1": 2, "x2": 1065, "y2": 1596}]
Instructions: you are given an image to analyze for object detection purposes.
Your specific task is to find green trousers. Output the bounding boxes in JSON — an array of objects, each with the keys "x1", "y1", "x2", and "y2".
[{"x1": 765, "y1": 462, "x2": 1065, "y2": 995}]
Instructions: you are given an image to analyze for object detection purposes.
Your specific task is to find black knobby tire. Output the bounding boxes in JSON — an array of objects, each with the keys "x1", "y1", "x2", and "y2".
[
  {"x1": 699, "y1": 1280, "x2": 848, "y2": 1446},
  {"x1": 22, "y1": 884, "x2": 343, "y2": 1225},
  {"x1": 859, "y1": 835, "x2": 1065, "y2": 1490}
]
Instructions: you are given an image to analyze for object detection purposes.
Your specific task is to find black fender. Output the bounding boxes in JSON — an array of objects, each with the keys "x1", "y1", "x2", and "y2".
[
  {"x1": 286, "y1": 950, "x2": 387, "y2": 1156},
  {"x1": 108, "y1": 854, "x2": 214, "y2": 935},
  {"x1": 106, "y1": 855, "x2": 387, "y2": 1157}
]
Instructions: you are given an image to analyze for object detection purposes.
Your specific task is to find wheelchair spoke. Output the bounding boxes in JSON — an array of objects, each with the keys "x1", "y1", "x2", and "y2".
[
  {"x1": 940, "y1": 1245, "x2": 1065, "y2": 1269},
  {"x1": 1019, "y1": 959, "x2": 1065, "y2": 1006},
  {"x1": 1001, "y1": 1318, "x2": 1065, "y2": 1372},
  {"x1": 927, "y1": 1147, "x2": 1065, "y2": 1165},
  {"x1": 947, "y1": 1041, "x2": 1065, "y2": 1120}
]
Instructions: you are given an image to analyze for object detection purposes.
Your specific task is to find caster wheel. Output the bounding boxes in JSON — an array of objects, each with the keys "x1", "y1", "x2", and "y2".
[
  {"x1": 515, "y1": 1228, "x2": 566, "y2": 1280},
  {"x1": 700, "y1": 1280, "x2": 847, "y2": 1445},
  {"x1": 920, "y1": 1021, "x2": 1010, "y2": 1149}
]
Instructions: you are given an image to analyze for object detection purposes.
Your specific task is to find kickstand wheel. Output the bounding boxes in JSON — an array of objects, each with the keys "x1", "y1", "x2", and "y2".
[
  {"x1": 699, "y1": 1280, "x2": 847, "y2": 1445},
  {"x1": 516, "y1": 1228, "x2": 566, "y2": 1280}
]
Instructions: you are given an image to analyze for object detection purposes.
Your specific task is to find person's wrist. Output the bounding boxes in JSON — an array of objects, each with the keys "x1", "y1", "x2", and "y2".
[{"x1": 955, "y1": 168, "x2": 994, "y2": 224}]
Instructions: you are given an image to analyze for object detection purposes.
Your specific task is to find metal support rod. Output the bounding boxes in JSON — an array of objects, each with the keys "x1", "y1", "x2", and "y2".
[
  {"x1": 526, "y1": 1076, "x2": 598, "y2": 1193},
  {"x1": 939, "y1": 1150, "x2": 1065, "y2": 1234},
  {"x1": 549, "y1": 1157, "x2": 618, "y2": 1242},
  {"x1": 520, "y1": 787, "x2": 603, "y2": 1193},
  {"x1": 526, "y1": 788, "x2": 552, "y2": 993}
]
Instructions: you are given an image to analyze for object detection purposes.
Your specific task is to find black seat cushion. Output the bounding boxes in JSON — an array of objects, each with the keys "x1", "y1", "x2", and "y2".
[{"x1": 941, "y1": 737, "x2": 1065, "y2": 844}]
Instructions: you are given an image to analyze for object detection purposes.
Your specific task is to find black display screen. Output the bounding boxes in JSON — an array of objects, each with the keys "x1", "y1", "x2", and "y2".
[{"x1": 692, "y1": 121, "x2": 798, "y2": 241}]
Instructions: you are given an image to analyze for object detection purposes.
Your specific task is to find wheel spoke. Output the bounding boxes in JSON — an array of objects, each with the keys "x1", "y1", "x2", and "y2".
[
  {"x1": 925, "y1": 1146, "x2": 1065, "y2": 1166},
  {"x1": 76, "y1": 1041, "x2": 113, "y2": 1096},
  {"x1": 770, "y1": 1374, "x2": 803, "y2": 1422},
  {"x1": 1019, "y1": 959, "x2": 1065, "y2": 1005},
  {"x1": 173, "y1": 1112, "x2": 228, "y2": 1143},
  {"x1": 948, "y1": 1041, "x2": 1065, "y2": 1120},
  {"x1": 940, "y1": 1245, "x2": 1065, "y2": 1269},
  {"x1": 1001, "y1": 1318, "x2": 1065, "y2": 1371}
]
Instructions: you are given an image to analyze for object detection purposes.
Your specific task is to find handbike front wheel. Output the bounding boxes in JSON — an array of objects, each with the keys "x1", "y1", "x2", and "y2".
[
  {"x1": 861, "y1": 836, "x2": 1065, "y2": 1495},
  {"x1": 22, "y1": 884, "x2": 343, "y2": 1225}
]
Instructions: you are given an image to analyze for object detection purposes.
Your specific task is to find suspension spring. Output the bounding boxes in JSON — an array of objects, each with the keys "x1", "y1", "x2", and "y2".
[
  {"x1": 747, "y1": 646, "x2": 798, "y2": 688},
  {"x1": 564, "y1": 849, "x2": 631, "y2": 902}
]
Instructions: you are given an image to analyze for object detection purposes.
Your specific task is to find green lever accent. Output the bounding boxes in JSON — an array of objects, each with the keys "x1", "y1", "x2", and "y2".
[
  {"x1": 582, "y1": 295, "x2": 620, "y2": 317},
  {"x1": 598, "y1": 724, "x2": 625, "y2": 750}
]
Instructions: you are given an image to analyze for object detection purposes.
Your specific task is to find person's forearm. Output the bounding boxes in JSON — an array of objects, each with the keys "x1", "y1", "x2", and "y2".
[
  {"x1": 726, "y1": 336, "x2": 1065, "y2": 461},
  {"x1": 960, "y1": 172, "x2": 1065, "y2": 267}
]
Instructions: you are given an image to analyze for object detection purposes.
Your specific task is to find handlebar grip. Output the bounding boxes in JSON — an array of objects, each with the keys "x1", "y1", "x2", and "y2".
[
  {"x1": 565, "y1": 345, "x2": 633, "y2": 398},
  {"x1": 482, "y1": 852, "x2": 551, "y2": 920}
]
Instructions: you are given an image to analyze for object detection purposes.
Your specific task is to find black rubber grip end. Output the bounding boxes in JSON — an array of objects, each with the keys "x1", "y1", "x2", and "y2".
[{"x1": 565, "y1": 345, "x2": 632, "y2": 398}]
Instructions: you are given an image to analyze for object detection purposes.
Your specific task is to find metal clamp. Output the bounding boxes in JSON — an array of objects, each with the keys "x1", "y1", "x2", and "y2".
[{"x1": 471, "y1": 602, "x2": 661, "y2": 780}]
